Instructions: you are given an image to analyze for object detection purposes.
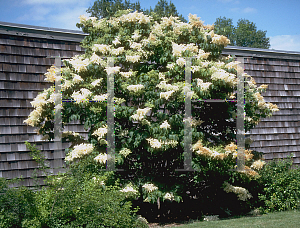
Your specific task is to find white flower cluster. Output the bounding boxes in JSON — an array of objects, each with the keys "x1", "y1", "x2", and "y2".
[
  {"x1": 130, "y1": 41, "x2": 142, "y2": 50},
  {"x1": 94, "y1": 153, "x2": 108, "y2": 164},
  {"x1": 65, "y1": 143, "x2": 94, "y2": 162},
  {"x1": 197, "y1": 49, "x2": 210, "y2": 59},
  {"x1": 92, "y1": 177, "x2": 105, "y2": 185},
  {"x1": 92, "y1": 125, "x2": 107, "y2": 140},
  {"x1": 250, "y1": 159, "x2": 266, "y2": 170},
  {"x1": 166, "y1": 63, "x2": 175, "y2": 70},
  {"x1": 131, "y1": 107, "x2": 151, "y2": 121},
  {"x1": 72, "y1": 73, "x2": 83, "y2": 84},
  {"x1": 164, "y1": 192, "x2": 175, "y2": 201},
  {"x1": 92, "y1": 44, "x2": 111, "y2": 55},
  {"x1": 110, "y1": 47, "x2": 125, "y2": 55},
  {"x1": 223, "y1": 182, "x2": 253, "y2": 201},
  {"x1": 142, "y1": 183, "x2": 158, "y2": 193},
  {"x1": 126, "y1": 55, "x2": 141, "y2": 63},
  {"x1": 90, "y1": 53, "x2": 106, "y2": 65},
  {"x1": 119, "y1": 148, "x2": 132, "y2": 158},
  {"x1": 67, "y1": 55, "x2": 90, "y2": 72},
  {"x1": 112, "y1": 36, "x2": 121, "y2": 45},
  {"x1": 132, "y1": 30, "x2": 141, "y2": 41},
  {"x1": 91, "y1": 78, "x2": 103, "y2": 87},
  {"x1": 191, "y1": 66, "x2": 201, "y2": 73},
  {"x1": 71, "y1": 88, "x2": 92, "y2": 103},
  {"x1": 92, "y1": 94, "x2": 108, "y2": 102},
  {"x1": 127, "y1": 84, "x2": 145, "y2": 92},
  {"x1": 120, "y1": 71, "x2": 134, "y2": 78},
  {"x1": 225, "y1": 61, "x2": 241, "y2": 70},
  {"x1": 172, "y1": 42, "x2": 198, "y2": 57},
  {"x1": 146, "y1": 138, "x2": 178, "y2": 149},
  {"x1": 120, "y1": 185, "x2": 139, "y2": 193},
  {"x1": 118, "y1": 11, "x2": 152, "y2": 24},
  {"x1": 176, "y1": 57, "x2": 186, "y2": 67},
  {"x1": 211, "y1": 34, "x2": 231, "y2": 46},
  {"x1": 30, "y1": 91, "x2": 48, "y2": 108},
  {"x1": 160, "y1": 90, "x2": 175, "y2": 100},
  {"x1": 105, "y1": 66, "x2": 121, "y2": 75},
  {"x1": 211, "y1": 68, "x2": 237, "y2": 86},
  {"x1": 160, "y1": 120, "x2": 171, "y2": 129},
  {"x1": 44, "y1": 66, "x2": 57, "y2": 82},
  {"x1": 196, "y1": 79, "x2": 212, "y2": 91},
  {"x1": 156, "y1": 81, "x2": 179, "y2": 91}
]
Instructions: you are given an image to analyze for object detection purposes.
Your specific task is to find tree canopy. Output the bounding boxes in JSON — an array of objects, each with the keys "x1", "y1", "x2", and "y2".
[
  {"x1": 86, "y1": 0, "x2": 187, "y2": 22},
  {"x1": 214, "y1": 16, "x2": 270, "y2": 49}
]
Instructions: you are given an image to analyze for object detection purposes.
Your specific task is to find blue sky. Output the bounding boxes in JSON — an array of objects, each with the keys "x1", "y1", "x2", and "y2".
[{"x1": 1, "y1": 0, "x2": 300, "y2": 52}]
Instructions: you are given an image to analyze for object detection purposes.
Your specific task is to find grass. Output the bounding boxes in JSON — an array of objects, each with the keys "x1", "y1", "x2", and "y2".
[{"x1": 149, "y1": 210, "x2": 300, "y2": 228}]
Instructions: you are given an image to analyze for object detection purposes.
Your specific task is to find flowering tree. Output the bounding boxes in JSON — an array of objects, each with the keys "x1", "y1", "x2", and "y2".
[{"x1": 24, "y1": 10, "x2": 279, "y2": 219}]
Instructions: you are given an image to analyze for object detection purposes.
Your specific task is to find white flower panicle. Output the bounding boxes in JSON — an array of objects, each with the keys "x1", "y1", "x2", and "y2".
[
  {"x1": 196, "y1": 79, "x2": 212, "y2": 91},
  {"x1": 176, "y1": 57, "x2": 186, "y2": 67},
  {"x1": 172, "y1": 42, "x2": 198, "y2": 57},
  {"x1": 126, "y1": 55, "x2": 141, "y2": 63},
  {"x1": 211, "y1": 68, "x2": 237, "y2": 86},
  {"x1": 211, "y1": 34, "x2": 231, "y2": 46},
  {"x1": 91, "y1": 78, "x2": 103, "y2": 87},
  {"x1": 127, "y1": 84, "x2": 145, "y2": 92},
  {"x1": 90, "y1": 53, "x2": 104, "y2": 65},
  {"x1": 142, "y1": 183, "x2": 158, "y2": 192},
  {"x1": 92, "y1": 125, "x2": 108, "y2": 140},
  {"x1": 44, "y1": 66, "x2": 56, "y2": 82},
  {"x1": 92, "y1": 94, "x2": 108, "y2": 102},
  {"x1": 67, "y1": 55, "x2": 90, "y2": 72},
  {"x1": 92, "y1": 44, "x2": 111, "y2": 54},
  {"x1": 146, "y1": 138, "x2": 162, "y2": 149},
  {"x1": 223, "y1": 182, "x2": 253, "y2": 201},
  {"x1": 146, "y1": 138, "x2": 178, "y2": 149},
  {"x1": 160, "y1": 90, "x2": 175, "y2": 100},
  {"x1": 131, "y1": 107, "x2": 152, "y2": 121},
  {"x1": 160, "y1": 120, "x2": 171, "y2": 129},
  {"x1": 110, "y1": 47, "x2": 125, "y2": 55},
  {"x1": 65, "y1": 143, "x2": 94, "y2": 162},
  {"x1": 112, "y1": 36, "x2": 121, "y2": 45},
  {"x1": 120, "y1": 185, "x2": 138, "y2": 194},
  {"x1": 94, "y1": 153, "x2": 108, "y2": 164},
  {"x1": 105, "y1": 66, "x2": 121, "y2": 75},
  {"x1": 71, "y1": 88, "x2": 92, "y2": 103},
  {"x1": 72, "y1": 74, "x2": 83, "y2": 84},
  {"x1": 130, "y1": 41, "x2": 142, "y2": 50},
  {"x1": 30, "y1": 91, "x2": 48, "y2": 108},
  {"x1": 120, "y1": 71, "x2": 134, "y2": 78},
  {"x1": 250, "y1": 159, "x2": 266, "y2": 170},
  {"x1": 156, "y1": 81, "x2": 179, "y2": 91},
  {"x1": 225, "y1": 61, "x2": 241, "y2": 70},
  {"x1": 132, "y1": 30, "x2": 141, "y2": 40},
  {"x1": 164, "y1": 192, "x2": 175, "y2": 201},
  {"x1": 118, "y1": 11, "x2": 152, "y2": 24},
  {"x1": 119, "y1": 148, "x2": 132, "y2": 158}
]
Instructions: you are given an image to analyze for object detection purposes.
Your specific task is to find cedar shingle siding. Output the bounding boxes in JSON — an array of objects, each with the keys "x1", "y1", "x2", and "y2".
[
  {"x1": 223, "y1": 46, "x2": 300, "y2": 167},
  {"x1": 1, "y1": 22, "x2": 300, "y2": 188},
  {"x1": 0, "y1": 22, "x2": 87, "y2": 187}
]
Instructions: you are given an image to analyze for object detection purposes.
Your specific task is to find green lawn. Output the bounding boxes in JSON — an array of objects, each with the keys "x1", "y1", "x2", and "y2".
[{"x1": 176, "y1": 210, "x2": 300, "y2": 228}]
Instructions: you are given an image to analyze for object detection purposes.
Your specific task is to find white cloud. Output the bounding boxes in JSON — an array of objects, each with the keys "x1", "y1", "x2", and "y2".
[
  {"x1": 230, "y1": 7, "x2": 257, "y2": 13},
  {"x1": 243, "y1": 7, "x2": 257, "y2": 13},
  {"x1": 270, "y1": 35, "x2": 300, "y2": 52}
]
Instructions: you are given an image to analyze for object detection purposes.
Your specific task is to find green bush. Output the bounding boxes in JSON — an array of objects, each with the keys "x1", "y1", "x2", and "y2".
[
  {"x1": 257, "y1": 155, "x2": 300, "y2": 213},
  {"x1": 0, "y1": 178, "x2": 38, "y2": 228}
]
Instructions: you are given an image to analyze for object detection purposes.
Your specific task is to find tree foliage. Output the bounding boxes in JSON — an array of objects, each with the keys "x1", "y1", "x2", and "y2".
[
  {"x1": 87, "y1": 0, "x2": 187, "y2": 23},
  {"x1": 25, "y1": 11, "x2": 279, "y2": 221},
  {"x1": 214, "y1": 16, "x2": 270, "y2": 49}
]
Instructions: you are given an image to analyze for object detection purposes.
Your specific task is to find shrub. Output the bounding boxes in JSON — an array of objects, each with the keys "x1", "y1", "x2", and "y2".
[{"x1": 257, "y1": 154, "x2": 300, "y2": 213}]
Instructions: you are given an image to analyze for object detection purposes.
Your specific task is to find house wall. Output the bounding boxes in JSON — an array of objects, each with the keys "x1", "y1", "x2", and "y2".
[{"x1": 0, "y1": 22, "x2": 87, "y2": 187}]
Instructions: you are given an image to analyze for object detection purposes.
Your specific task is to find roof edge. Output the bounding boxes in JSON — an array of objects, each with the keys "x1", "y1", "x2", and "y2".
[{"x1": 0, "y1": 21, "x2": 88, "y2": 35}]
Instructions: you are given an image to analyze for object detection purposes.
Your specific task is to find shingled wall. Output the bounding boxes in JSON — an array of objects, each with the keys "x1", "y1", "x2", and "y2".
[
  {"x1": 0, "y1": 22, "x2": 87, "y2": 187},
  {"x1": 223, "y1": 46, "x2": 300, "y2": 167}
]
